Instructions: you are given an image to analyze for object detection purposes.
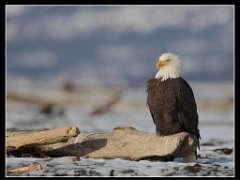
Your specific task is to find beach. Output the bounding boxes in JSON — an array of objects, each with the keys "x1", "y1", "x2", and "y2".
[{"x1": 6, "y1": 82, "x2": 234, "y2": 176}]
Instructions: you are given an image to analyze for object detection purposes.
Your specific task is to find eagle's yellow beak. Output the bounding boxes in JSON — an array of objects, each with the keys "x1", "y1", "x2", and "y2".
[{"x1": 156, "y1": 60, "x2": 166, "y2": 68}]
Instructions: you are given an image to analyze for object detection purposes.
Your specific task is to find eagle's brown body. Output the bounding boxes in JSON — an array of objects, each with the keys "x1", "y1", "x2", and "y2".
[{"x1": 146, "y1": 77, "x2": 201, "y2": 149}]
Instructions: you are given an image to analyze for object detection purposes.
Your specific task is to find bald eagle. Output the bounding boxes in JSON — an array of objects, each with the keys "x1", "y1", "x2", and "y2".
[{"x1": 146, "y1": 52, "x2": 200, "y2": 161}]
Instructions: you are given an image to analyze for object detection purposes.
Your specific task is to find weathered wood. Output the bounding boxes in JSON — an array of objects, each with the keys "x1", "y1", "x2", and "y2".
[
  {"x1": 72, "y1": 127, "x2": 197, "y2": 161},
  {"x1": 6, "y1": 126, "x2": 198, "y2": 162},
  {"x1": 6, "y1": 125, "x2": 80, "y2": 152},
  {"x1": 7, "y1": 163, "x2": 42, "y2": 174}
]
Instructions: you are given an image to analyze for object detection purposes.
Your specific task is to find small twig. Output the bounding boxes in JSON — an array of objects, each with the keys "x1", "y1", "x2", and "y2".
[{"x1": 89, "y1": 89, "x2": 122, "y2": 115}]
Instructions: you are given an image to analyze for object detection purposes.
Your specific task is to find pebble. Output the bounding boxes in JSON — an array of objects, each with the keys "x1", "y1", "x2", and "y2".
[{"x1": 110, "y1": 169, "x2": 136, "y2": 176}]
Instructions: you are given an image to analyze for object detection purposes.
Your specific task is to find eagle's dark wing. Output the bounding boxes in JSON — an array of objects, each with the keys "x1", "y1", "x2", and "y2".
[
  {"x1": 149, "y1": 108, "x2": 156, "y2": 125},
  {"x1": 146, "y1": 78, "x2": 157, "y2": 125},
  {"x1": 177, "y1": 78, "x2": 201, "y2": 149}
]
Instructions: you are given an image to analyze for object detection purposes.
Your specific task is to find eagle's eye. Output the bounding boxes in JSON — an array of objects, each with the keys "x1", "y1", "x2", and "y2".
[{"x1": 166, "y1": 59, "x2": 170, "y2": 62}]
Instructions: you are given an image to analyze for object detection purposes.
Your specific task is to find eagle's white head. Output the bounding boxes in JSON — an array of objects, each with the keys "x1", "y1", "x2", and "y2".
[{"x1": 155, "y1": 52, "x2": 182, "y2": 81}]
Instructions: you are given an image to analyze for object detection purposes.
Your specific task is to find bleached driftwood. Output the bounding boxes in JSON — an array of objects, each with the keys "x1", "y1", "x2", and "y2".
[
  {"x1": 6, "y1": 126, "x2": 80, "y2": 152},
  {"x1": 6, "y1": 126, "x2": 197, "y2": 162},
  {"x1": 7, "y1": 163, "x2": 43, "y2": 174},
  {"x1": 76, "y1": 127, "x2": 197, "y2": 162}
]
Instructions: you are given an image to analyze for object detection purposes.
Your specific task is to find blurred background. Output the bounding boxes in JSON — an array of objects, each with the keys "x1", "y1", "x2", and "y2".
[
  {"x1": 6, "y1": 5, "x2": 234, "y2": 146},
  {"x1": 7, "y1": 5, "x2": 234, "y2": 87}
]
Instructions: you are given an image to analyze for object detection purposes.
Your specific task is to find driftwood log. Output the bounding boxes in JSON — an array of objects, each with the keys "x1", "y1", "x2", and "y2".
[
  {"x1": 7, "y1": 163, "x2": 43, "y2": 174},
  {"x1": 6, "y1": 126, "x2": 80, "y2": 152},
  {"x1": 6, "y1": 126, "x2": 197, "y2": 162}
]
